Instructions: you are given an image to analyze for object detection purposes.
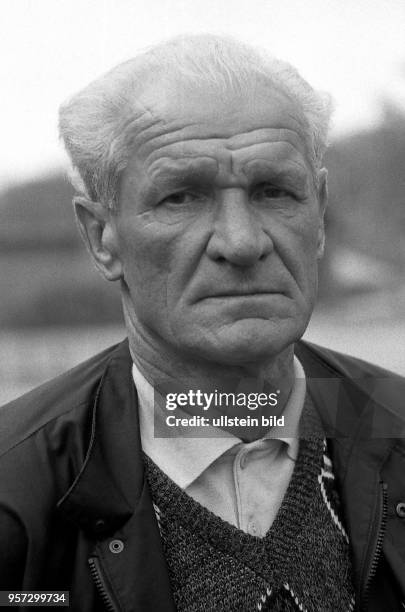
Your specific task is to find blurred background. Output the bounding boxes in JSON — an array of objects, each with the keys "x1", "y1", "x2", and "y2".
[{"x1": 1, "y1": 0, "x2": 404, "y2": 404}]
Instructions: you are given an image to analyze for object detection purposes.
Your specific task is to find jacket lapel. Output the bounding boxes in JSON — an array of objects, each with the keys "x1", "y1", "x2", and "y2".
[
  {"x1": 296, "y1": 342, "x2": 400, "y2": 602},
  {"x1": 58, "y1": 340, "x2": 175, "y2": 611}
]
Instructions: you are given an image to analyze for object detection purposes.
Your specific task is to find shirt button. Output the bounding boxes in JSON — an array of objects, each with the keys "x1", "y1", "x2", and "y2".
[
  {"x1": 109, "y1": 539, "x2": 124, "y2": 554},
  {"x1": 396, "y1": 502, "x2": 405, "y2": 518}
]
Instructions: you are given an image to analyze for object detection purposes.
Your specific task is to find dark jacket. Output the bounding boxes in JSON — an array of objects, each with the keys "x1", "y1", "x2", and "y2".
[{"x1": 0, "y1": 339, "x2": 404, "y2": 611}]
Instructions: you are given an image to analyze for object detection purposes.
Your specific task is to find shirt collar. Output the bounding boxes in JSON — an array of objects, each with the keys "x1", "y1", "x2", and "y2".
[{"x1": 133, "y1": 356, "x2": 306, "y2": 489}]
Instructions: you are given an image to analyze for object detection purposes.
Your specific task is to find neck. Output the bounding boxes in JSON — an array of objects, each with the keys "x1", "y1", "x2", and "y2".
[{"x1": 124, "y1": 307, "x2": 296, "y2": 441}]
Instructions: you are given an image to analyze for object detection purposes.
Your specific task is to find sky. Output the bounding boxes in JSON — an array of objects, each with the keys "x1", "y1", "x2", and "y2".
[{"x1": 1, "y1": 0, "x2": 405, "y2": 188}]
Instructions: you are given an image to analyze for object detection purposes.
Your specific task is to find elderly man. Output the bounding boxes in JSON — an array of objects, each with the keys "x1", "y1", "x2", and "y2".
[{"x1": 1, "y1": 35, "x2": 404, "y2": 612}]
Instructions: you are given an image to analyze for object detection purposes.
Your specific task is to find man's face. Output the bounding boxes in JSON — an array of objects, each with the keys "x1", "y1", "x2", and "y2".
[{"x1": 114, "y1": 78, "x2": 326, "y2": 366}]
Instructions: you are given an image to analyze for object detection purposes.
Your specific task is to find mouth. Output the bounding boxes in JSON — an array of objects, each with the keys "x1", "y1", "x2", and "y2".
[{"x1": 202, "y1": 290, "x2": 283, "y2": 299}]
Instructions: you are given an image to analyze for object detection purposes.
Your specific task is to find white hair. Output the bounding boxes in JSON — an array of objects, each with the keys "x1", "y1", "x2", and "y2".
[{"x1": 59, "y1": 34, "x2": 333, "y2": 208}]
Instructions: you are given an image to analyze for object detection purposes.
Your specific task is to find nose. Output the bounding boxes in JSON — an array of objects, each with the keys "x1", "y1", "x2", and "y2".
[{"x1": 206, "y1": 189, "x2": 273, "y2": 266}]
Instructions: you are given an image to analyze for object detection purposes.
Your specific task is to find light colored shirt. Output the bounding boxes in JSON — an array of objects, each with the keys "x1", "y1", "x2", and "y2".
[{"x1": 133, "y1": 357, "x2": 306, "y2": 537}]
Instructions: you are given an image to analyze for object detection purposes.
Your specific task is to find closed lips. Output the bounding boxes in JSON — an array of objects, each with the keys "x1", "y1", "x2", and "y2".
[{"x1": 205, "y1": 290, "x2": 282, "y2": 297}]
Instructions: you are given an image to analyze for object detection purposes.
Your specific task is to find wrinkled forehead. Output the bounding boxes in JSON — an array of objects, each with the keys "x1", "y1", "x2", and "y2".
[{"x1": 128, "y1": 75, "x2": 311, "y2": 160}]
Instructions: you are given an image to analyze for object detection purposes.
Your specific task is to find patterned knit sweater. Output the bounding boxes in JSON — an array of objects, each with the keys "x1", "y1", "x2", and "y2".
[{"x1": 144, "y1": 434, "x2": 355, "y2": 612}]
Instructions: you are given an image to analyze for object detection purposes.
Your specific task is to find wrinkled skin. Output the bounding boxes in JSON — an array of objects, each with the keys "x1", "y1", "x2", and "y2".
[{"x1": 77, "y1": 77, "x2": 327, "y2": 389}]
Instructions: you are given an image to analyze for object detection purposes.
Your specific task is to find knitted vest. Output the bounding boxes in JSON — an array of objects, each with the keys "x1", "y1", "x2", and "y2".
[{"x1": 144, "y1": 420, "x2": 355, "y2": 611}]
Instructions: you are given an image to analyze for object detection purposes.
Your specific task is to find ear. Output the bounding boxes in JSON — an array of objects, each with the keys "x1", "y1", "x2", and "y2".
[
  {"x1": 316, "y1": 168, "x2": 328, "y2": 259},
  {"x1": 73, "y1": 196, "x2": 123, "y2": 281}
]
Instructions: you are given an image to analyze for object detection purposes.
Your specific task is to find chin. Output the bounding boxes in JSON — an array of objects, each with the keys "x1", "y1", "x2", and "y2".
[{"x1": 184, "y1": 318, "x2": 306, "y2": 366}]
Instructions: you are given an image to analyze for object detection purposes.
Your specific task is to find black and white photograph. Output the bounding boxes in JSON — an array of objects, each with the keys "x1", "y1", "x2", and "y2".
[{"x1": 0, "y1": 1, "x2": 404, "y2": 610}]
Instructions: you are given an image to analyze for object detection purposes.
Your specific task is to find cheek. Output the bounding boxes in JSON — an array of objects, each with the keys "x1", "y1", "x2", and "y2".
[
  {"x1": 120, "y1": 217, "x2": 170, "y2": 270},
  {"x1": 275, "y1": 208, "x2": 319, "y2": 248},
  {"x1": 295, "y1": 220, "x2": 322, "y2": 294},
  {"x1": 118, "y1": 217, "x2": 196, "y2": 308},
  {"x1": 273, "y1": 212, "x2": 321, "y2": 287}
]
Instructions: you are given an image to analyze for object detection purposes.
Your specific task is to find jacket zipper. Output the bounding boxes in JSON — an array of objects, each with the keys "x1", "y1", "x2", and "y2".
[
  {"x1": 361, "y1": 482, "x2": 388, "y2": 611},
  {"x1": 88, "y1": 556, "x2": 119, "y2": 612}
]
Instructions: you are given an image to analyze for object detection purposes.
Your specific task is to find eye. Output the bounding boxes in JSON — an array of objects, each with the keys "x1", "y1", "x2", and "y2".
[
  {"x1": 159, "y1": 191, "x2": 200, "y2": 207},
  {"x1": 252, "y1": 183, "x2": 292, "y2": 201},
  {"x1": 154, "y1": 190, "x2": 209, "y2": 224}
]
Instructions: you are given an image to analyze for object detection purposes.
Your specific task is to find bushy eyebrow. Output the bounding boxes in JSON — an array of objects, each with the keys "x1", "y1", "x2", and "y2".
[
  {"x1": 241, "y1": 158, "x2": 310, "y2": 190},
  {"x1": 142, "y1": 153, "x2": 310, "y2": 198},
  {"x1": 148, "y1": 156, "x2": 219, "y2": 186}
]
